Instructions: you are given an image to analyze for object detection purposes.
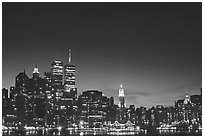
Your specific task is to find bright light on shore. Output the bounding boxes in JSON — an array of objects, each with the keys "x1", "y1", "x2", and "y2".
[{"x1": 57, "y1": 126, "x2": 62, "y2": 131}]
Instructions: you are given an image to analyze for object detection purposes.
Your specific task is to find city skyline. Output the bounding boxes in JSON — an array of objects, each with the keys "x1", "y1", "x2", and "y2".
[
  {"x1": 2, "y1": 51, "x2": 201, "y2": 108},
  {"x1": 2, "y1": 2, "x2": 202, "y2": 107}
]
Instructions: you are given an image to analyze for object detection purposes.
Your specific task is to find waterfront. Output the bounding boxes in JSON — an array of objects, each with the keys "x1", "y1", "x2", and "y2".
[
  {"x1": 2, "y1": 127, "x2": 202, "y2": 136},
  {"x1": 2, "y1": 2, "x2": 202, "y2": 136}
]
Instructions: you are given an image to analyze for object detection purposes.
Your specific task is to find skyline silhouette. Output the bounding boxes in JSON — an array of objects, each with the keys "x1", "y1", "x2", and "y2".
[{"x1": 2, "y1": 2, "x2": 202, "y2": 107}]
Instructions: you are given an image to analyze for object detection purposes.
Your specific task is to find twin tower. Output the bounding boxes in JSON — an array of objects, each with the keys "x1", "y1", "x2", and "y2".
[
  {"x1": 51, "y1": 50, "x2": 125, "y2": 106},
  {"x1": 51, "y1": 49, "x2": 76, "y2": 92}
]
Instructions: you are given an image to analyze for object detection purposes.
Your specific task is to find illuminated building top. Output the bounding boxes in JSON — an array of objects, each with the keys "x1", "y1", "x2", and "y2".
[
  {"x1": 64, "y1": 49, "x2": 76, "y2": 91},
  {"x1": 51, "y1": 60, "x2": 63, "y2": 75},
  {"x1": 184, "y1": 91, "x2": 191, "y2": 104},
  {"x1": 33, "y1": 65, "x2": 39, "y2": 74},
  {"x1": 119, "y1": 84, "x2": 125, "y2": 97},
  {"x1": 51, "y1": 60, "x2": 63, "y2": 87},
  {"x1": 118, "y1": 84, "x2": 126, "y2": 108}
]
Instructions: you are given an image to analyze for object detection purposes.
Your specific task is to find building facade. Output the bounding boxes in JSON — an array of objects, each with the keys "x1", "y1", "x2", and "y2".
[
  {"x1": 77, "y1": 90, "x2": 109, "y2": 128},
  {"x1": 51, "y1": 60, "x2": 63, "y2": 90}
]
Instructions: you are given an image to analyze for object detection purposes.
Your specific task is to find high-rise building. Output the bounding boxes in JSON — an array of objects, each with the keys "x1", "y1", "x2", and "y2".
[
  {"x1": 118, "y1": 84, "x2": 125, "y2": 108},
  {"x1": 2, "y1": 88, "x2": 9, "y2": 118},
  {"x1": 155, "y1": 105, "x2": 165, "y2": 127},
  {"x1": 107, "y1": 97, "x2": 117, "y2": 123},
  {"x1": 175, "y1": 99, "x2": 184, "y2": 122},
  {"x1": 14, "y1": 70, "x2": 29, "y2": 126},
  {"x1": 175, "y1": 92, "x2": 195, "y2": 123},
  {"x1": 29, "y1": 65, "x2": 45, "y2": 95},
  {"x1": 14, "y1": 91, "x2": 27, "y2": 126},
  {"x1": 44, "y1": 72, "x2": 56, "y2": 127},
  {"x1": 59, "y1": 50, "x2": 77, "y2": 126},
  {"x1": 128, "y1": 105, "x2": 136, "y2": 124},
  {"x1": 27, "y1": 65, "x2": 46, "y2": 127},
  {"x1": 135, "y1": 106, "x2": 148, "y2": 127},
  {"x1": 51, "y1": 61, "x2": 64, "y2": 124},
  {"x1": 116, "y1": 84, "x2": 128, "y2": 123},
  {"x1": 2, "y1": 88, "x2": 15, "y2": 127},
  {"x1": 190, "y1": 93, "x2": 202, "y2": 128},
  {"x1": 15, "y1": 70, "x2": 29, "y2": 95},
  {"x1": 77, "y1": 90, "x2": 109, "y2": 128},
  {"x1": 51, "y1": 60, "x2": 63, "y2": 90},
  {"x1": 183, "y1": 93, "x2": 192, "y2": 123},
  {"x1": 44, "y1": 72, "x2": 54, "y2": 98},
  {"x1": 64, "y1": 49, "x2": 76, "y2": 91}
]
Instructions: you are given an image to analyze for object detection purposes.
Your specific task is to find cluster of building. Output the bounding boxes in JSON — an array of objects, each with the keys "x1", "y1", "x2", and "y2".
[{"x1": 2, "y1": 50, "x2": 202, "y2": 132}]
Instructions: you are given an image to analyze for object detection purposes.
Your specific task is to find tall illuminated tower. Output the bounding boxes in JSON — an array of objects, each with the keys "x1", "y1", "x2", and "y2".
[
  {"x1": 51, "y1": 60, "x2": 63, "y2": 89},
  {"x1": 64, "y1": 49, "x2": 76, "y2": 92},
  {"x1": 61, "y1": 50, "x2": 77, "y2": 125},
  {"x1": 118, "y1": 84, "x2": 125, "y2": 108}
]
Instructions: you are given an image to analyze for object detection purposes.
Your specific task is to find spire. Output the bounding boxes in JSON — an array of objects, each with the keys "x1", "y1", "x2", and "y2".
[
  {"x1": 120, "y1": 84, "x2": 123, "y2": 88},
  {"x1": 68, "y1": 49, "x2": 71, "y2": 63}
]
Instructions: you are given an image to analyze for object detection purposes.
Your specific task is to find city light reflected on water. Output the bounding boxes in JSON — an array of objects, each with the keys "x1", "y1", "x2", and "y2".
[
  {"x1": 2, "y1": 127, "x2": 202, "y2": 136},
  {"x1": 2, "y1": 50, "x2": 202, "y2": 136}
]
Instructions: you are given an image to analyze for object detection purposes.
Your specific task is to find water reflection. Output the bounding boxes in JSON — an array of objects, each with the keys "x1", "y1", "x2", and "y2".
[{"x1": 2, "y1": 128, "x2": 202, "y2": 136}]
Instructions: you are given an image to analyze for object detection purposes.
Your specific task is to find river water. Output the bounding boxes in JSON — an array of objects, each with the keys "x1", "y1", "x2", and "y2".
[{"x1": 2, "y1": 128, "x2": 202, "y2": 136}]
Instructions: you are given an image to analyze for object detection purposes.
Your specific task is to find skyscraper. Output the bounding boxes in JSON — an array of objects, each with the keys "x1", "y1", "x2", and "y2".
[
  {"x1": 118, "y1": 84, "x2": 125, "y2": 108},
  {"x1": 51, "y1": 60, "x2": 63, "y2": 90},
  {"x1": 57, "y1": 50, "x2": 77, "y2": 126},
  {"x1": 117, "y1": 84, "x2": 128, "y2": 123},
  {"x1": 44, "y1": 72, "x2": 55, "y2": 127},
  {"x1": 27, "y1": 65, "x2": 46, "y2": 126},
  {"x1": 183, "y1": 93, "x2": 192, "y2": 122},
  {"x1": 77, "y1": 90, "x2": 109, "y2": 128},
  {"x1": 64, "y1": 49, "x2": 76, "y2": 92},
  {"x1": 29, "y1": 65, "x2": 45, "y2": 95},
  {"x1": 2, "y1": 88, "x2": 9, "y2": 117},
  {"x1": 15, "y1": 70, "x2": 29, "y2": 95}
]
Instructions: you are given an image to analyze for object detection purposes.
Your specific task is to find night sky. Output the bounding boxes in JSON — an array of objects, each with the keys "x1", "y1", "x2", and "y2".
[{"x1": 2, "y1": 2, "x2": 202, "y2": 108}]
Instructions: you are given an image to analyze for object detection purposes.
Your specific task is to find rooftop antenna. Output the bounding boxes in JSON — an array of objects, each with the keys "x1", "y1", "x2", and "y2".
[{"x1": 68, "y1": 49, "x2": 71, "y2": 63}]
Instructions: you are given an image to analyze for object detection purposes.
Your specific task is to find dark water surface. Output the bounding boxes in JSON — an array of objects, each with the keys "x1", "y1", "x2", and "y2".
[{"x1": 2, "y1": 128, "x2": 202, "y2": 136}]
